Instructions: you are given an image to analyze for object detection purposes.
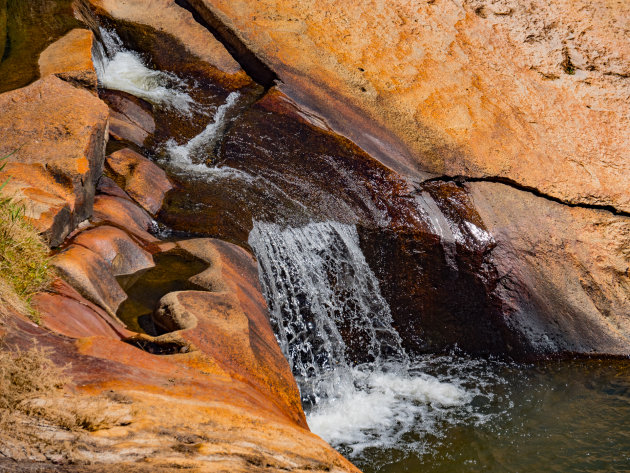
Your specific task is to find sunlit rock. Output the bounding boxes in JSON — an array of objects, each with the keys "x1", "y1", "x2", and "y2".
[
  {"x1": 0, "y1": 75, "x2": 108, "y2": 246},
  {"x1": 38, "y1": 28, "x2": 97, "y2": 89}
]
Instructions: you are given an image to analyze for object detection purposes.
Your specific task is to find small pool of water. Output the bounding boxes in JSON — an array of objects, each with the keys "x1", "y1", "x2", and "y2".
[
  {"x1": 328, "y1": 356, "x2": 630, "y2": 473},
  {"x1": 116, "y1": 250, "x2": 207, "y2": 334}
]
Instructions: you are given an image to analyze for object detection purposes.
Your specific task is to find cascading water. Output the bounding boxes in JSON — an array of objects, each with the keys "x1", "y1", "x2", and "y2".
[
  {"x1": 93, "y1": 28, "x2": 196, "y2": 113},
  {"x1": 89, "y1": 25, "x2": 630, "y2": 473},
  {"x1": 248, "y1": 221, "x2": 490, "y2": 456},
  {"x1": 93, "y1": 29, "x2": 254, "y2": 184}
]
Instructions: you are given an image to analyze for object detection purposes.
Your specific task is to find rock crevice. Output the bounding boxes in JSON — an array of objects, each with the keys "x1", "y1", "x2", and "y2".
[{"x1": 420, "y1": 175, "x2": 630, "y2": 218}]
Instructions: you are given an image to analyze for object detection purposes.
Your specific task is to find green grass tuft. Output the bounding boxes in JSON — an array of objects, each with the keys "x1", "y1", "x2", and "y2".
[{"x1": 0, "y1": 151, "x2": 53, "y2": 323}]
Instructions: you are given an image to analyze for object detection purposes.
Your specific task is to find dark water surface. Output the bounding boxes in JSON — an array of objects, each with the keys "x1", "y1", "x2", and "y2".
[
  {"x1": 349, "y1": 358, "x2": 630, "y2": 473},
  {"x1": 0, "y1": 0, "x2": 81, "y2": 93}
]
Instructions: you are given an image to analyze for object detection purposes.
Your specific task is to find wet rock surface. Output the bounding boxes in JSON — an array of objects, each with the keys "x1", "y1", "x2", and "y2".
[
  {"x1": 99, "y1": 89, "x2": 155, "y2": 147},
  {"x1": 163, "y1": 87, "x2": 626, "y2": 359},
  {"x1": 188, "y1": 0, "x2": 630, "y2": 212}
]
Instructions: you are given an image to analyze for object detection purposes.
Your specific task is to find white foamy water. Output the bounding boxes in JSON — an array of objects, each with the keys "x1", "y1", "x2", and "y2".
[
  {"x1": 248, "y1": 221, "x2": 497, "y2": 457},
  {"x1": 93, "y1": 28, "x2": 195, "y2": 113},
  {"x1": 307, "y1": 366, "x2": 468, "y2": 455},
  {"x1": 166, "y1": 91, "x2": 240, "y2": 166}
]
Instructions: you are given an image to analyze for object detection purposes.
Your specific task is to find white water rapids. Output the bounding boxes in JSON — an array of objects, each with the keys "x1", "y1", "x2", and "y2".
[{"x1": 94, "y1": 28, "x2": 196, "y2": 113}]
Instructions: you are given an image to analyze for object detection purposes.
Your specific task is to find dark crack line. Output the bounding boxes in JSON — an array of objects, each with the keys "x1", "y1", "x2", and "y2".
[
  {"x1": 174, "y1": 0, "x2": 279, "y2": 90},
  {"x1": 419, "y1": 175, "x2": 630, "y2": 217}
]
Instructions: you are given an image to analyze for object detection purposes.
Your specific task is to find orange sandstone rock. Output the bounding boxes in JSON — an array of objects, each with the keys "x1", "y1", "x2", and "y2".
[
  {"x1": 0, "y1": 75, "x2": 109, "y2": 245},
  {"x1": 0, "y1": 233, "x2": 359, "y2": 472},
  {"x1": 91, "y1": 194, "x2": 158, "y2": 244},
  {"x1": 34, "y1": 279, "x2": 131, "y2": 340},
  {"x1": 52, "y1": 244, "x2": 127, "y2": 318},
  {"x1": 38, "y1": 28, "x2": 97, "y2": 89},
  {"x1": 192, "y1": 0, "x2": 630, "y2": 212},
  {"x1": 72, "y1": 225, "x2": 155, "y2": 278}
]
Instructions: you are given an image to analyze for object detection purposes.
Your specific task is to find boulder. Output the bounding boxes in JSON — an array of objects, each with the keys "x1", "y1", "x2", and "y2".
[
  {"x1": 96, "y1": 175, "x2": 133, "y2": 201},
  {"x1": 0, "y1": 163, "x2": 73, "y2": 245},
  {"x1": 72, "y1": 225, "x2": 155, "y2": 277},
  {"x1": 0, "y1": 76, "x2": 109, "y2": 246},
  {"x1": 38, "y1": 28, "x2": 97, "y2": 89},
  {"x1": 52, "y1": 244, "x2": 127, "y2": 318},
  {"x1": 105, "y1": 148, "x2": 172, "y2": 215},
  {"x1": 100, "y1": 89, "x2": 155, "y2": 147},
  {"x1": 91, "y1": 194, "x2": 158, "y2": 244},
  {"x1": 189, "y1": 0, "x2": 630, "y2": 212},
  {"x1": 84, "y1": 0, "x2": 243, "y2": 77}
]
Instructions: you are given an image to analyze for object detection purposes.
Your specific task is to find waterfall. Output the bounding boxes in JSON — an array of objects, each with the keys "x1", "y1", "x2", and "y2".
[
  {"x1": 249, "y1": 221, "x2": 471, "y2": 455},
  {"x1": 93, "y1": 28, "x2": 196, "y2": 113}
]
